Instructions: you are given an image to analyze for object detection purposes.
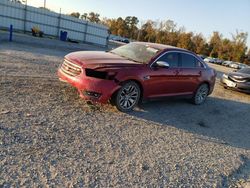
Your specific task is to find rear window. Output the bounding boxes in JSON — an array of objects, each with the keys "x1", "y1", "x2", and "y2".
[{"x1": 180, "y1": 53, "x2": 203, "y2": 68}]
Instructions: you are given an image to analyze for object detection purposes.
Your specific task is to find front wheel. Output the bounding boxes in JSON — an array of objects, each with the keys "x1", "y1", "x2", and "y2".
[
  {"x1": 113, "y1": 81, "x2": 141, "y2": 112},
  {"x1": 192, "y1": 83, "x2": 209, "y2": 105}
]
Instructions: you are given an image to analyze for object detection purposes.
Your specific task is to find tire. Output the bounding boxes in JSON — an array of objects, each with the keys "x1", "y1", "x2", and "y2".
[
  {"x1": 192, "y1": 83, "x2": 209, "y2": 105},
  {"x1": 113, "y1": 81, "x2": 141, "y2": 112}
]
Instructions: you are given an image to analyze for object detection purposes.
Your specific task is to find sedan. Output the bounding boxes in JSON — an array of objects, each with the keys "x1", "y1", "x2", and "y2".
[
  {"x1": 229, "y1": 62, "x2": 240, "y2": 69},
  {"x1": 58, "y1": 42, "x2": 216, "y2": 111},
  {"x1": 204, "y1": 57, "x2": 215, "y2": 63},
  {"x1": 221, "y1": 68, "x2": 250, "y2": 93},
  {"x1": 222, "y1": 60, "x2": 233, "y2": 67}
]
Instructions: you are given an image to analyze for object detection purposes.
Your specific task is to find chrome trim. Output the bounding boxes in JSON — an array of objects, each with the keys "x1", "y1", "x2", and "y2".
[
  {"x1": 150, "y1": 50, "x2": 207, "y2": 69},
  {"x1": 64, "y1": 59, "x2": 82, "y2": 70},
  {"x1": 60, "y1": 59, "x2": 82, "y2": 77},
  {"x1": 229, "y1": 76, "x2": 248, "y2": 83},
  {"x1": 155, "y1": 61, "x2": 170, "y2": 68}
]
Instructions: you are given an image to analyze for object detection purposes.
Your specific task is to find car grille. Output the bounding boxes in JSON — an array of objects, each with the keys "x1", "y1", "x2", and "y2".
[{"x1": 60, "y1": 59, "x2": 82, "y2": 77}]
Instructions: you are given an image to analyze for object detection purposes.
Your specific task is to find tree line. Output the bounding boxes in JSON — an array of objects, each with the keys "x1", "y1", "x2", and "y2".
[
  {"x1": 70, "y1": 12, "x2": 249, "y2": 64},
  {"x1": 102, "y1": 17, "x2": 249, "y2": 64},
  {"x1": 10, "y1": 0, "x2": 250, "y2": 64},
  {"x1": 9, "y1": 0, "x2": 249, "y2": 63}
]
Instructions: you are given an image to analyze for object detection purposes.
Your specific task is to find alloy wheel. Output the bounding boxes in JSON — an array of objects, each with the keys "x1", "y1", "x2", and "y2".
[
  {"x1": 194, "y1": 84, "x2": 209, "y2": 105},
  {"x1": 115, "y1": 82, "x2": 140, "y2": 111}
]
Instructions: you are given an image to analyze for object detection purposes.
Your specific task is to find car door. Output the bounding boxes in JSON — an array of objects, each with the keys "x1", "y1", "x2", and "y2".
[
  {"x1": 177, "y1": 52, "x2": 204, "y2": 93},
  {"x1": 144, "y1": 51, "x2": 182, "y2": 98}
]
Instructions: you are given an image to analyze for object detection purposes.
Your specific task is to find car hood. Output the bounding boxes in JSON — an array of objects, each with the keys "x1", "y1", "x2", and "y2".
[
  {"x1": 228, "y1": 72, "x2": 250, "y2": 81},
  {"x1": 65, "y1": 51, "x2": 142, "y2": 70}
]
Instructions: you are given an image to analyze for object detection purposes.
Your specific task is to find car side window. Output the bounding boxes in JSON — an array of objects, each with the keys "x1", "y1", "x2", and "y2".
[
  {"x1": 181, "y1": 53, "x2": 203, "y2": 68},
  {"x1": 157, "y1": 52, "x2": 179, "y2": 68}
]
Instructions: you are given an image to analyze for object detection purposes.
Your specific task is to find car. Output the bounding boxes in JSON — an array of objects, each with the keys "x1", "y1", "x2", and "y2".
[
  {"x1": 220, "y1": 67, "x2": 250, "y2": 93},
  {"x1": 228, "y1": 62, "x2": 240, "y2": 69},
  {"x1": 58, "y1": 42, "x2": 216, "y2": 111},
  {"x1": 222, "y1": 60, "x2": 233, "y2": 67},
  {"x1": 238, "y1": 63, "x2": 248, "y2": 69},
  {"x1": 112, "y1": 37, "x2": 130, "y2": 44},
  {"x1": 204, "y1": 57, "x2": 215, "y2": 63},
  {"x1": 121, "y1": 39, "x2": 130, "y2": 43},
  {"x1": 214, "y1": 58, "x2": 223, "y2": 65}
]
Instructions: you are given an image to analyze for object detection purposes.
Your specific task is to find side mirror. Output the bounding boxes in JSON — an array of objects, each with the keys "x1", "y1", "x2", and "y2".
[{"x1": 156, "y1": 61, "x2": 170, "y2": 68}]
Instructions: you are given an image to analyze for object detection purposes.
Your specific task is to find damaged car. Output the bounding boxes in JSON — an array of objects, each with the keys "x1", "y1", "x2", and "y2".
[
  {"x1": 58, "y1": 42, "x2": 216, "y2": 111},
  {"x1": 221, "y1": 67, "x2": 250, "y2": 93}
]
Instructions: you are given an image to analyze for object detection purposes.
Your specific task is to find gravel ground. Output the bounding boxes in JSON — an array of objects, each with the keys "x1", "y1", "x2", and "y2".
[{"x1": 0, "y1": 39, "x2": 250, "y2": 187}]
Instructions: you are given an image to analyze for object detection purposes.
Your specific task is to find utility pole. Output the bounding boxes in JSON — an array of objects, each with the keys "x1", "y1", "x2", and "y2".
[
  {"x1": 23, "y1": 0, "x2": 27, "y2": 33},
  {"x1": 44, "y1": 0, "x2": 46, "y2": 8}
]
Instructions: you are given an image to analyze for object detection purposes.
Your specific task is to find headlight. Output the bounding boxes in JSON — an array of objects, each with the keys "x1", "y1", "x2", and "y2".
[{"x1": 222, "y1": 74, "x2": 228, "y2": 79}]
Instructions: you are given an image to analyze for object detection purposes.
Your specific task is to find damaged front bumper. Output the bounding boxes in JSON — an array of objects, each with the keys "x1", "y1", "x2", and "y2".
[{"x1": 58, "y1": 68, "x2": 121, "y2": 103}]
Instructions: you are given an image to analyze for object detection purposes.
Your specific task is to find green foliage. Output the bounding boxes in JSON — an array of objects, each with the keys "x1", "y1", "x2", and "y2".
[
  {"x1": 67, "y1": 9, "x2": 249, "y2": 64},
  {"x1": 103, "y1": 17, "x2": 249, "y2": 64},
  {"x1": 102, "y1": 16, "x2": 139, "y2": 39},
  {"x1": 87, "y1": 12, "x2": 100, "y2": 23}
]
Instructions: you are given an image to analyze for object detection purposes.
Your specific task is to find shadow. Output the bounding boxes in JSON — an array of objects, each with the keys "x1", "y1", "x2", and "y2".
[
  {"x1": 128, "y1": 97, "x2": 250, "y2": 150},
  {"x1": 0, "y1": 31, "x2": 106, "y2": 58},
  {"x1": 0, "y1": 41, "x2": 81, "y2": 58}
]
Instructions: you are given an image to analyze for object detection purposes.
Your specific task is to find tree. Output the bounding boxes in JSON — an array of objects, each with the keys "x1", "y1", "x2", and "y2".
[
  {"x1": 219, "y1": 39, "x2": 234, "y2": 60},
  {"x1": 81, "y1": 13, "x2": 88, "y2": 20},
  {"x1": 209, "y1": 32, "x2": 222, "y2": 58},
  {"x1": 125, "y1": 16, "x2": 139, "y2": 39},
  {"x1": 139, "y1": 20, "x2": 156, "y2": 42},
  {"x1": 192, "y1": 33, "x2": 206, "y2": 55},
  {"x1": 231, "y1": 31, "x2": 248, "y2": 62},
  {"x1": 101, "y1": 16, "x2": 249, "y2": 62},
  {"x1": 87, "y1": 12, "x2": 100, "y2": 23},
  {"x1": 70, "y1": 12, "x2": 80, "y2": 19},
  {"x1": 158, "y1": 19, "x2": 177, "y2": 32},
  {"x1": 246, "y1": 49, "x2": 250, "y2": 65},
  {"x1": 177, "y1": 32, "x2": 194, "y2": 51},
  {"x1": 102, "y1": 17, "x2": 129, "y2": 37}
]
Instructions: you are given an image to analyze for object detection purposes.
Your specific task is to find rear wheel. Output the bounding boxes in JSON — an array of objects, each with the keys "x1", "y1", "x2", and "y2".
[
  {"x1": 113, "y1": 81, "x2": 141, "y2": 112},
  {"x1": 192, "y1": 83, "x2": 209, "y2": 105}
]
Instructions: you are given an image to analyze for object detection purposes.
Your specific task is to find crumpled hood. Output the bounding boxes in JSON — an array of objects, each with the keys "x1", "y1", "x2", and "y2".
[
  {"x1": 228, "y1": 72, "x2": 250, "y2": 81},
  {"x1": 65, "y1": 51, "x2": 142, "y2": 70}
]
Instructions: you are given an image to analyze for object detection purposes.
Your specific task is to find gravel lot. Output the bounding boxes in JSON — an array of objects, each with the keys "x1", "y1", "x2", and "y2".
[{"x1": 0, "y1": 37, "x2": 250, "y2": 187}]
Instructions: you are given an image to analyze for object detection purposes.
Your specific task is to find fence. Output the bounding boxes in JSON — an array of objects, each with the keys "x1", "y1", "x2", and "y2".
[{"x1": 0, "y1": 0, "x2": 109, "y2": 46}]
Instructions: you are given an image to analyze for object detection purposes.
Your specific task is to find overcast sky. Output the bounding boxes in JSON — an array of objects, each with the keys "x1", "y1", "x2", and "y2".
[{"x1": 28, "y1": 0, "x2": 250, "y2": 48}]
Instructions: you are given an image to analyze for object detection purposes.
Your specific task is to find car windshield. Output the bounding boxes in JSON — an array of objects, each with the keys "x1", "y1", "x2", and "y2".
[
  {"x1": 238, "y1": 68, "x2": 250, "y2": 74},
  {"x1": 110, "y1": 43, "x2": 160, "y2": 64}
]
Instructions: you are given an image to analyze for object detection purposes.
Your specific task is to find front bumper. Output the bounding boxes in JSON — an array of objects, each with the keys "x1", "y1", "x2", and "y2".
[
  {"x1": 220, "y1": 77, "x2": 250, "y2": 94},
  {"x1": 58, "y1": 68, "x2": 121, "y2": 103}
]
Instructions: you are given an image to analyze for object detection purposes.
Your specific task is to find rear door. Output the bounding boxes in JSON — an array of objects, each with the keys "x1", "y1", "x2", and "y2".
[{"x1": 178, "y1": 52, "x2": 204, "y2": 93}]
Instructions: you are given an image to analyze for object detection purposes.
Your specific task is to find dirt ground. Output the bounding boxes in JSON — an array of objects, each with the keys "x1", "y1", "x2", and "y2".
[{"x1": 0, "y1": 39, "x2": 250, "y2": 187}]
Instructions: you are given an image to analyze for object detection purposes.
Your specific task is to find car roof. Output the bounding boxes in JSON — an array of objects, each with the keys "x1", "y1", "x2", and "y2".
[{"x1": 132, "y1": 42, "x2": 190, "y2": 52}]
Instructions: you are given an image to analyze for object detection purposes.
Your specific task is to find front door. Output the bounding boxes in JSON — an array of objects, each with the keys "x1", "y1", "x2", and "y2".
[{"x1": 144, "y1": 52, "x2": 182, "y2": 98}]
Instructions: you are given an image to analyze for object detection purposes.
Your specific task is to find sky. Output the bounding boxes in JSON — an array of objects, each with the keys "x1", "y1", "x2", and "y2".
[{"x1": 27, "y1": 0, "x2": 250, "y2": 48}]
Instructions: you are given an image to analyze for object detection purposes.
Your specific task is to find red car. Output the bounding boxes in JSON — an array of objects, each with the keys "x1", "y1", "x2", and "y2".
[{"x1": 58, "y1": 42, "x2": 216, "y2": 111}]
